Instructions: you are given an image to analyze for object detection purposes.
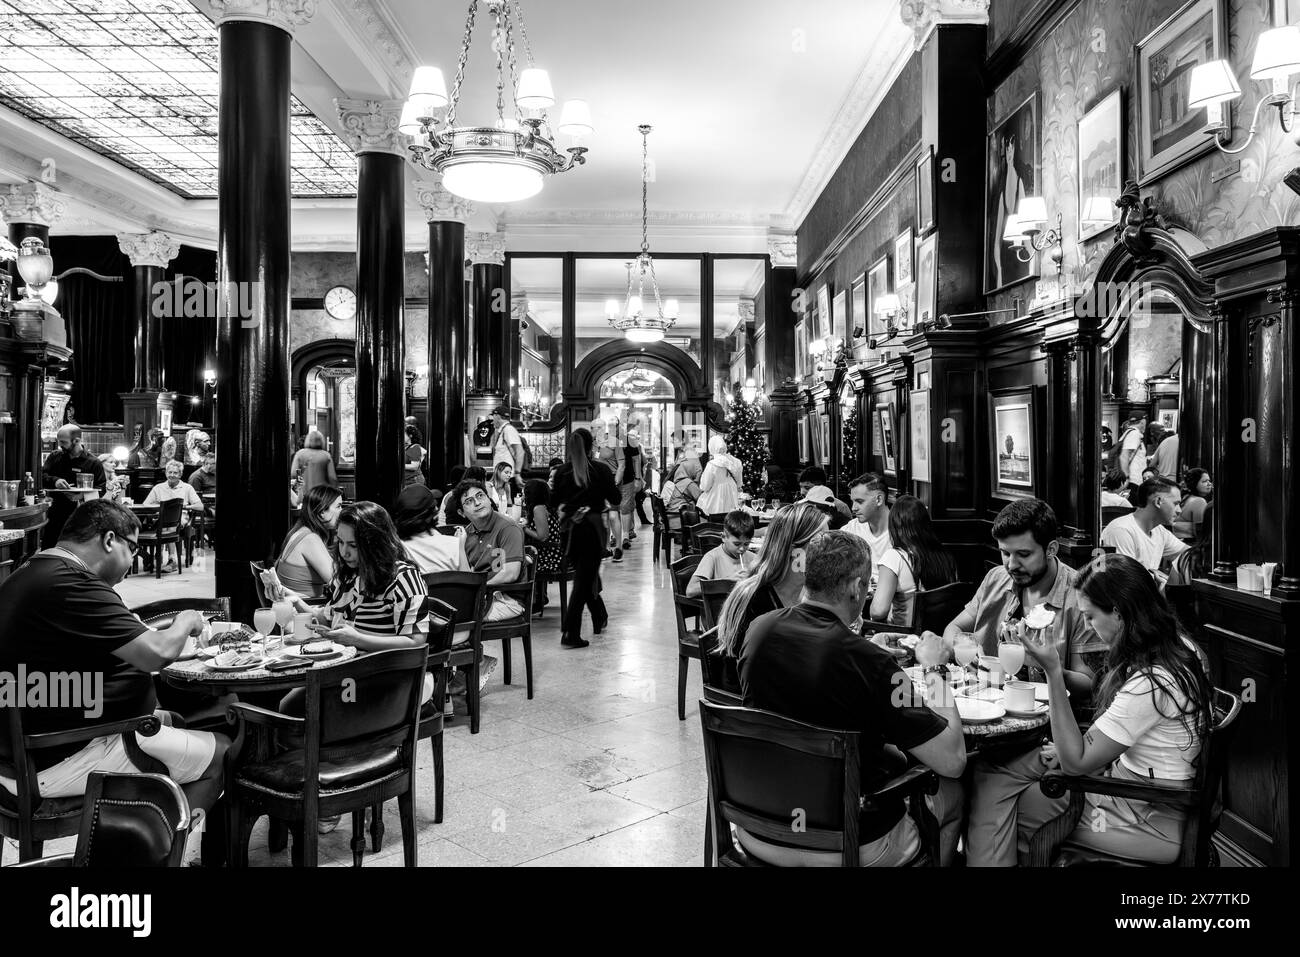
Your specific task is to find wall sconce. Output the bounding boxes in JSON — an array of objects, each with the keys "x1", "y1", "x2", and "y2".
[
  {"x1": 1188, "y1": 26, "x2": 1300, "y2": 152},
  {"x1": 740, "y1": 377, "x2": 763, "y2": 404},
  {"x1": 810, "y1": 336, "x2": 848, "y2": 377},
  {"x1": 1003, "y1": 197, "x2": 1064, "y2": 277},
  {"x1": 203, "y1": 368, "x2": 217, "y2": 386},
  {"x1": 873, "y1": 291, "x2": 909, "y2": 336}
]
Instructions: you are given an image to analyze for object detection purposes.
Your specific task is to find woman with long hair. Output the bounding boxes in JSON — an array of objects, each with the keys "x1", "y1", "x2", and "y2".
[
  {"x1": 869, "y1": 495, "x2": 957, "y2": 626},
  {"x1": 1011, "y1": 553, "x2": 1212, "y2": 864},
  {"x1": 714, "y1": 501, "x2": 830, "y2": 659},
  {"x1": 1174, "y1": 467, "x2": 1213, "y2": 541},
  {"x1": 697, "y1": 435, "x2": 744, "y2": 518},
  {"x1": 273, "y1": 485, "x2": 342, "y2": 599},
  {"x1": 488, "y1": 460, "x2": 521, "y2": 511},
  {"x1": 551, "y1": 429, "x2": 620, "y2": 647},
  {"x1": 521, "y1": 478, "x2": 563, "y2": 615}
]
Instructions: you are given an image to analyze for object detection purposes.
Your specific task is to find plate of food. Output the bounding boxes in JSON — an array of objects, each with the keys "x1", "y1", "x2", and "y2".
[
  {"x1": 297, "y1": 640, "x2": 344, "y2": 661},
  {"x1": 955, "y1": 696, "x2": 1005, "y2": 724},
  {"x1": 205, "y1": 650, "x2": 266, "y2": 672}
]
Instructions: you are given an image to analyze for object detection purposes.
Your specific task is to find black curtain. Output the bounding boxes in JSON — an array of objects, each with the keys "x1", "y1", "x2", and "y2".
[
  {"x1": 50, "y1": 237, "x2": 131, "y2": 425},
  {"x1": 160, "y1": 245, "x2": 219, "y2": 426}
]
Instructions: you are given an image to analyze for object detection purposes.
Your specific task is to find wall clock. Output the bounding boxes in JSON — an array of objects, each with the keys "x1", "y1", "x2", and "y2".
[{"x1": 324, "y1": 285, "x2": 356, "y2": 321}]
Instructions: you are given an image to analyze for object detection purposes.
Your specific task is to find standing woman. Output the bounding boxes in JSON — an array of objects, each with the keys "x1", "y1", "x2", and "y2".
[
  {"x1": 521, "y1": 478, "x2": 563, "y2": 615},
  {"x1": 697, "y1": 435, "x2": 744, "y2": 518},
  {"x1": 1012, "y1": 553, "x2": 1211, "y2": 864},
  {"x1": 869, "y1": 495, "x2": 958, "y2": 626},
  {"x1": 291, "y1": 430, "x2": 340, "y2": 500},
  {"x1": 273, "y1": 484, "x2": 343, "y2": 600},
  {"x1": 551, "y1": 430, "x2": 620, "y2": 648},
  {"x1": 403, "y1": 425, "x2": 427, "y2": 488}
]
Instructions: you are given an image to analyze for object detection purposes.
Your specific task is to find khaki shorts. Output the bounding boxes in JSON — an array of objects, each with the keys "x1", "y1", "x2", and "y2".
[{"x1": 0, "y1": 710, "x2": 216, "y2": 799}]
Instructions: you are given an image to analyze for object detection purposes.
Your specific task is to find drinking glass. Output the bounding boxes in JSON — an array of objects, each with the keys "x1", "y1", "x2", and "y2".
[
  {"x1": 253, "y1": 607, "x2": 276, "y2": 639},
  {"x1": 998, "y1": 634, "x2": 1026, "y2": 680},
  {"x1": 272, "y1": 599, "x2": 294, "y2": 635}
]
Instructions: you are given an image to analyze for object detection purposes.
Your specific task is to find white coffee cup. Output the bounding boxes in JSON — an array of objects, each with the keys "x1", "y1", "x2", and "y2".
[
  {"x1": 1004, "y1": 680, "x2": 1035, "y2": 712},
  {"x1": 292, "y1": 611, "x2": 315, "y2": 635}
]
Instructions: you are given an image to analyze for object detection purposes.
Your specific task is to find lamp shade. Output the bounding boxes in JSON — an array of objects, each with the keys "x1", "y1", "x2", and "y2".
[
  {"x1": 605, "y1": 298, "x2": 620, "y2": 318},
  {"x1": 1082, "y1": 196, "x2": 1114, "y2": 224},
  {"x1": 398, "y1": 100, "x2": 424, "y2": 136},
  {"x1": 625, "y1": 326, "x2": 663, "y2": 343},
  {"x1": 1188, "y1": 59, "x2": 1242, "y2": 106},
  {"x1": 441, "y1": 159, "x2": 544, "y2": 203},
  {"x1": 1001, "y1": 212, "x2": 1025, "y2": 242},
  {"x1": 1251, "y1": 27, "x2": 1300, "y2": 81},
  {"x1": 874, "y1": 292, "x2": 900, "y2": 316},
  {"x1": 663, "y1": 298, "x2": 680, "y2": 319},
  {"x1": 808, "y1": 337, "x2": 827, "y2": 357},
  {"x1": 39, "y1": 277, "x2": 58, "y2": 304},
  {"x1": 408, "y1": 66, "x2": 449, "y2": 109},
  {"x1": 626, "y1": 294, "x2": 643, "y2": 315},
  {"x1": 1017, "y1": 196, "x2": 1048, "y2": 228},
  {"x1": 15, "y1": 239, "x2": 52, "y2": 290},
  {"x1": 557, "y1": 99, "x2": 594, "y2": 137},
  {"x1": 516, "y1": 68, "x2": 555, "y2": 109}
]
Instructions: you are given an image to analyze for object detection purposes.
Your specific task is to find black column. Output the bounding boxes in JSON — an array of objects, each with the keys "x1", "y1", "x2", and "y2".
[
  {"x1": 214, "y1": 19, "x2": 292, "y2": 623},
  {"x1": 130, "y1": 264, "x2": 164, "y2": 391},
  {"x1": 353, "y1": 152, "x2": 406, "y2": 507},
  {"x1": 427, "y1": 220, "x2": 467, "y2": 485},
  {"x1": 472, "y1": 262, "x2": 504, "y2": 396},
  {"x1": 764, "y1": 263, "x2": 800, "y2": 472}
]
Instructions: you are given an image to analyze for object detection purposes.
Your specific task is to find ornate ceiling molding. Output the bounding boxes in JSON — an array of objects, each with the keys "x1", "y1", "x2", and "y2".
[
  {"x1": 465, "y1": 230, "x2": 506, "y2": 266},
  {"x1": 899, "y1": 0, "x2": 990, "y2": 50},
  {"x1": 737, "y1": 300, "x2": 756, "y2": 323},
  {"x1": 117, "y1": 231, "x2": 182, "y2": 269},
  {"x1": 2, "y1": 181, "x2": 68, "y2": 227},
  {"x1": 334, "y1": 0, "x2": 416, "y2": 93},
  {"x1": 204, "y1": 0, "x2": 317, "y2": 36},
  {"x1": 335, "y1": 98, "x2": 407, "y2": 157},
  {"x1": 499, "y1": 207, "x2": 773, "y2": 227},
  {"x1": 767, "y1": 230, "x2": 797, "y2": 268},
  {"x1": 414, "y1": 179, "x2": 474, "y2": 224}
]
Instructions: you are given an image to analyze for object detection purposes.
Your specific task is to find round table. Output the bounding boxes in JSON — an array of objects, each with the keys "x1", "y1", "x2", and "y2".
[{"x1": 161, "y1": 628, "x2": 359, "y2": 695}]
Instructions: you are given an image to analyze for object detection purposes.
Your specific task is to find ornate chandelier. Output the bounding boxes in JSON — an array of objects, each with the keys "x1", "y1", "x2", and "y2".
[
  {"x1": 403, "y1": 0, "x2": 592, "y2": 203},
  {"x1": 605, "y1": 125, "x2": 678, "y2": 344}
]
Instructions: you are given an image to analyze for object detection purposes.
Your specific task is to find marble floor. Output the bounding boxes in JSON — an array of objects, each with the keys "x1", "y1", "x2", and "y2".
[{"x1": 6, "y1": 526, "x2": 709, "y2": 867}]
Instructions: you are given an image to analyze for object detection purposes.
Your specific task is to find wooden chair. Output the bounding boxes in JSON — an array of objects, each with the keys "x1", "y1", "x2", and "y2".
[
  {"x1": 699, "y1": 701, "x2": 940, "y2": 867},
  {"x1": 1101, "y1": 505, "x2": 1134, "y2": 529},
  {"x1": 0, "y1": 710, "x2": 170, "y2": 864},
  {"x1": 423, "y1": 571, "x2": 489, "y2": 734},
  {"x1": 860, "y1": 580, "x2": 978, "y2": 638},
  {"x1": 1024, "y1": 687, "x2": 1242, "y2": 867},
  {"x1": 687, "y1": 521, "x2": 725, "y2": 556},
  {"x1": 134, "y1": 498, "x2": 184, "y2": 579},
  {"x1": 249, "y1": 560, "x2": 271, "y2": 607},
  {"x1": 226, "y1": 645, "x2": 428, "y2": 868},
  {"x1": 647, "y1": 491, "x2": 674, "y2": 565},
  {"x1": 670, "y1": 554, "x2": 704, "y2": 721},
  {"x1": 6, "y1": 772, "x2": 191, "y2": 868},
  {"x1": 130, "y1": 596, "x2": 232, "y2": 626},
  {"x1": 699, "y1": 578, "x2": 736, "y2": 632},
  {"x1": 697, "y1": 629, "x2": 742, "y2": 707},
  {"x1": 478, "y1": 548, "x2": 537, "y2": 699},
  {"x1": 435, "y1": 525, "x2": 460, "y2": 536}
]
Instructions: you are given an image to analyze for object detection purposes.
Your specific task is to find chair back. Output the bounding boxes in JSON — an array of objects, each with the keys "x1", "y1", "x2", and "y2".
[
  {"x1": 422, "y1": 570, "x2": 489, "y2": 626},
  {"x1": 909, "y1": 581, "x2": 975, "y2": 634},
  {"x1": 1181, "y1": 686, "x2": 1242, "y2": 867},
  {"x1": 247, "y1": 561, "x2": 270, "y2": 607},
  {"x1": 697, "y1": 629, "x2": 742, "y2": 705},
  {"x1": 669, "y1": 554, "x2": 703, "y2": 647},
  {"x1": 700, "y1": 578, "x2": 737, "y2": 631},
  {"x1": 1101, "y1": 505, "x2": 1133, "y2": 529},
  {"x1": 436, "y1": 525, "x2": 459, "y2": 537},
  {"x1": 699, "y1": 700, "x2": 862, "y2": 866},
  {"x1": 688, "y1": 521, "x2": 725, "y2": 555},
  {"x1": 73, "y1": 772, "x2": 191, "y2": 867},
  {"x1": 305, "y1": 646, "x2": 429, "y2": 755},
  {"x1": 130, "y1": 596, "x2": 232, "y2": 628},
  {"x1": 155, "y1": 497, "x2": 184, "y2": 537}
]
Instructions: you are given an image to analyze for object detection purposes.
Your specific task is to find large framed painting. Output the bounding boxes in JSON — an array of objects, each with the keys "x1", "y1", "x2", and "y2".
[
  {"x1": 909, "y1": 388, "x2": 931, "y2": 484},
  {"x1": 1135, "y1": 0, "x2": 1229, "y2": 184},
  {"x1": 985, "y1": 92, "x2": 1040, "y2": 294},
  {"x1": 1077, "y1": 88, "x2": 1125, "y2": 240},
  {"x1": 832, "y1": 289, "x2": 848, "y2": 344},
  {"x1": 876, "y1": 403, "x2": 897, "y2": 474},
  {"x1": 816, "y1": 284, "x2": 831, "y2": 341},
  {"x1": 894, "y1": 228, "x2": 914, "y2": 286},
  {"x1": 867, "y1": 255, "x2": 890, "y2": 339},
  {"x1": 915, "y1": 232, "x2": 937, "y2": 327},
  {"x1": 850, "y1": 273, "x2": 867, "y2": 343},
  {"x1": 794, "y1": 318, "x2": 807, "y2": 379},
  {"x1": 915, "y1": 146, "x2": 935, "y2": 236},
  {"x1": 989, "y1": 388, "x2": 1035, "y2": 498}
]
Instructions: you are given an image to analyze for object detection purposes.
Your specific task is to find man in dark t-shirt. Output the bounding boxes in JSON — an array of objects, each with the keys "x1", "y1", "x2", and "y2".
[
  {"x1": 740, "y1": 530, "x2": 967, "y2": 865},
  {"x1": 41, "y1": 424, "x2": 107, "y2": 546},
  {"x1": 0, "y1": 500, "x2": 227, "y2": 816}
]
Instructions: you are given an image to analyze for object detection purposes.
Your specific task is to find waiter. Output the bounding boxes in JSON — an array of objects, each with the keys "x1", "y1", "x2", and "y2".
[{"x1": 41, "y1": 425, "x2": 106, "y2": 547}]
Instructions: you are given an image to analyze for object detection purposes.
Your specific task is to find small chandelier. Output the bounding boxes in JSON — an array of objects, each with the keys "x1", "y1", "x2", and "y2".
[
  {"x1": 606, "y1": 125, "x2": 679, "y2": 343},
  {"x1": 403, "y1": 0, "x2": 592, "y2": 203}
]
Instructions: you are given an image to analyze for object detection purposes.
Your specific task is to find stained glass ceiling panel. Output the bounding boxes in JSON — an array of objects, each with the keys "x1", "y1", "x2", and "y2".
[{"x1": 0, "y1": 0, "x2": 357, "y2": 199}]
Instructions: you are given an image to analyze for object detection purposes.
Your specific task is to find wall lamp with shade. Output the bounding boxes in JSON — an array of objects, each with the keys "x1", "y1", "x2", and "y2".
[
  {"x1": 1188, "y1": 26, "x2": 1300, "y2": 152},
  {"x1": 1002, "y1": 197, "x2": 1064, "y2": 277},
  {"x1": 740, "y1": 377, "x2": 763, "y2": 404},
  {"x1": 873, "y1": 291, "x2": 909, "y2": 338}
]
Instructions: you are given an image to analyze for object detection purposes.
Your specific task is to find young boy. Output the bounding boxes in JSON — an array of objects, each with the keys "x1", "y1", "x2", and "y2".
[{"x1": 687, "y1": 509, "x2": 757, "y2": 597}]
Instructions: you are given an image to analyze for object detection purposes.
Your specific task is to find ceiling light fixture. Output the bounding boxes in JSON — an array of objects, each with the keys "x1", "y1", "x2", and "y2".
[
  {"x1": 607, "y1": 124, "x2": 677, "y2": 344},
  {"x1": 405, "y1": 0, "x2": 590, "y2": 203}
]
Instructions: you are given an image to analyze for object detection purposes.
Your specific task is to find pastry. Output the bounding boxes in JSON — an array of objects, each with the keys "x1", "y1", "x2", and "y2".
[{"x1": 1024, "y1": 603, "x2": 1056, "y2": 630}]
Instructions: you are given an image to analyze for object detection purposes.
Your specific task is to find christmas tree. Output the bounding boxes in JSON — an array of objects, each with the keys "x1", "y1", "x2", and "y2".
[{"x1": 725, "y1": 389, "x2": 766, "y2": 495}]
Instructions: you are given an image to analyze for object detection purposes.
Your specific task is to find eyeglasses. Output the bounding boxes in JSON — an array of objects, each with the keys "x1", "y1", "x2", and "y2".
[
  {"x1": 120, "y1": 536, "x2": 140, "y2": 557},
  {"x1": 462, "y1": 493, "x2": 490, "y2": 507}
]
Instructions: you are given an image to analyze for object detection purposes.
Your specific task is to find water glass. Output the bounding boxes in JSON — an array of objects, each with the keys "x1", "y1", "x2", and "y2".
[
  {"x1": 252, "y1": 607, "x2": 276, "y2": 639},
  {"x1": 271, "y1": 599, "x2": 294, "y2": 634}
]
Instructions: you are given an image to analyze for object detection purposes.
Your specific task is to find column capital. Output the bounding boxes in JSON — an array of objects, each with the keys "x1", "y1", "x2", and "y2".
[
  {"x1": 899, "y1": 0, "x2": 989, "y2": 50},
  {"x1": 204, "y1": 0, "x2": 316, "y2": 36},
  {"x1": 737, "y1": 299, "x2": 756, "y2": 324},
  {"x1": 465, "y1": 230, "x2": 506, "y2": 266},
  {"x1": 511, "y1": 297, "x2": 528, "y2": 322},
  {"x1": 116, "y1": 231, "x2": 182, "y2": 269},
  {"x1": 767, "y1": 229, "x2": 797, "y2": 268},
  {"x1": 335, "y1": 98, "x2": 408, "y2": 157},
  {"x1": 2, "y1": 182, "x2": 67, "y2": 228},
  {"x1": 415, "y1": 180, "x2": 474, "y2": 224}
]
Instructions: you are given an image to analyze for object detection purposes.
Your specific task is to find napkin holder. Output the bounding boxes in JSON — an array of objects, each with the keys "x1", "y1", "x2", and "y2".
[{"x1": 1236, "y1": 563, "x2": 1264, "y2": 591}]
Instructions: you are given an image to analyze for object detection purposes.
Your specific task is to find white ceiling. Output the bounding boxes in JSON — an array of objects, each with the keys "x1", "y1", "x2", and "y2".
[{"x1": 0, "y1": 0, "x2": 914, "y2": 252}]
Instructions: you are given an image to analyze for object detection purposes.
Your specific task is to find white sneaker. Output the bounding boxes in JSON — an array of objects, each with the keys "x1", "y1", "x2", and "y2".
[
  {"x1": 478, "y1": 655, "x2": 499, "y2": 691},
  {"x1": 182, "y1": 808, "x2": 205, "y2": 866}
]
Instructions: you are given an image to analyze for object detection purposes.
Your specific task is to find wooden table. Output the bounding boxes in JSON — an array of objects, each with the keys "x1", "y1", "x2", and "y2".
[{"x1": 161, "y1": 635, "x2": 358, "y2": 696}]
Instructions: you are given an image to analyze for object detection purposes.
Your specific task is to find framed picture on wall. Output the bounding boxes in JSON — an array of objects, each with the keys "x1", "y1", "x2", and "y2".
[
  {"x1": 1159, "y1": 409, "x2": 1180, "y2": 432},
  {"x1": 867, "y1": 255, "x2": 890, "y2": 338},
  {"x1": 832, "y1": 289, "x2": 848, "y2": 345},
  {"x1": 989, "y1": 388, "x2": 1035, "y2": 498},
  {"x1": 909, "y1": 389, "x2": 931, "y2": 484},
  {"x1": 794, "y1": 318, "x2": 806, "y2": 379},
  {"x1": 915, "y1": 146, "x2": 936, "y2": 236},
  {"x1": 894, "y1": 228, "x2": 914, "y2": 286},
  {"x1": 816, "y1": 285, "x2": 831, "y2": 341},
  {"x1": 1135, "y1": 0, "x2": 1229, "y2": 184},
  {"x1": 850, "y1": 274, "x2": 867, "y2": 346},
  {"x1": 798, "y1": 417, "x2": 809, "y2": 463},
  {"x1": 1077, "y1": 88, "x2": 1125, "y2": 240},
  {"x1": 871, "y1": 401, "x2": 884, "y2": 455},
  {"x1": 681, "y1": 424, "x2": 707, "y2": 458},
  {"x1": 819, "y1": 414, "x2": 832, "y2": 468},
  {"x1": 877, "y1": 404, "x2": 897, "y2": 473},
  {"x1": 985, "y1": 92, "x2": 1040, "y2": 294},
  {"x1": 915, "y1": 233, "x2": 937, "y2": 327}
]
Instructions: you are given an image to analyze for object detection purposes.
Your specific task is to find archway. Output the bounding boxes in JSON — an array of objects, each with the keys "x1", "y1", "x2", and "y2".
[
  {"x1": 590, "y1": 364, "x2": 679, "y2": 481},
  {"x1": 290, "y1": 338, "x2": 356, "y2": 495}
]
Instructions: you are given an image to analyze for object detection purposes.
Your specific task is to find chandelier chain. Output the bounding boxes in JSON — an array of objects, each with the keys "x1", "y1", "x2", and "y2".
[
  {"x1": 512, "y1": 0, "x2": 535, "y2": 65},
  {"x1": 640, "y1": 128, "x2": 649, "y2": 255},
  {"x1": 504, "y1": 5, "x2": 523, "y2": 126},
  {"x1": 444, "y1": 0, "x2": 480, "y2": 130},
  {"x1": 494, "y1": 6, "x2": 506, "y2": 124}
]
